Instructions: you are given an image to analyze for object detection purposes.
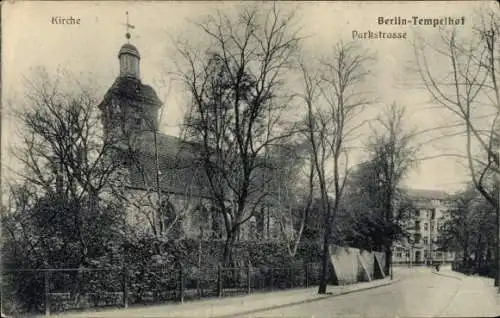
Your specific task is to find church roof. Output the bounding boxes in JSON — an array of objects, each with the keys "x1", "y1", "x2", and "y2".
[
  {"x1": 132, "y1": 131, "x2": 201, "y2": 166},
  {"x1": 126, "y1": 131, "x2": 294, "y2": 201},
  {"x1": 98, "y1": 76, "x2": 162, "y2": 110}
]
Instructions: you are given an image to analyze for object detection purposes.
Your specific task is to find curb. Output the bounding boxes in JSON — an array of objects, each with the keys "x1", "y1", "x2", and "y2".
[{"x1": 215, "y1": 278, "x2": 399, "y2": 318}]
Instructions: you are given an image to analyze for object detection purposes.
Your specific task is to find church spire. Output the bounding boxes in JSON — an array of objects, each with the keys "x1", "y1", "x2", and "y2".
[
  {"x1": 124, "y1": 11, "x2": 135, "y2": 43},
  {"x1": 118, "y1": 11, "x2": 140, "y2": 79}
]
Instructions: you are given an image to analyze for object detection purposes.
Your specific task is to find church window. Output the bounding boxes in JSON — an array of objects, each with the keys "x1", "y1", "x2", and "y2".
[
  {"x1": 209, "y1": 206, "x2": 223, "y2": 239},
  {"x1": 248, "y1": 218, "x2": 257, "y2": 240}
]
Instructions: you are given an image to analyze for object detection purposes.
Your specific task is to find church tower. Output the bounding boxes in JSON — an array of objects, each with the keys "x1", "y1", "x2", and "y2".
[{"x1": 98, "y1": 14, "x2": 162, "y2": 144}]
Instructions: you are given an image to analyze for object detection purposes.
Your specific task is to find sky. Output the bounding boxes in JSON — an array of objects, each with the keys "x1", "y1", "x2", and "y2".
[{"x1": 2, "y1": 0, "x2": 496, "y2": 194}]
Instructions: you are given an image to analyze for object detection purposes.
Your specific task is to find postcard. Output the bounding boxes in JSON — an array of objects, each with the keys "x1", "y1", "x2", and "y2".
[{"x1": 1, "y1": 1, "x2": 498, "y2": 317}]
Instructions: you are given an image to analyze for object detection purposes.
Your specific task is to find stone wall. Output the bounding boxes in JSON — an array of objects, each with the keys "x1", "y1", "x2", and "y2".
[{"x1": 329, "y1": 245, "x2": 386, "y2": 285}]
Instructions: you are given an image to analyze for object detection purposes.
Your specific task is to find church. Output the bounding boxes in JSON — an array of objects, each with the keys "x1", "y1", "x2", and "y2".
[{"x1": 96, "y1": 33, "x2": 293, "y2": 242}]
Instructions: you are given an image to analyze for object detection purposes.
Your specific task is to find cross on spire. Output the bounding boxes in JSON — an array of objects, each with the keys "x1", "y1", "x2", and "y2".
[{"x1": 124, "y1": 11, "x2": 135, "y2": 43}]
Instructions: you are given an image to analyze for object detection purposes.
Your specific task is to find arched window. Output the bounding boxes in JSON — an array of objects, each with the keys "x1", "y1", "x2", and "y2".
[
  {"x1": 248, "y1": 216, "x2": 257, "y2": 240},
  {"x1": 159, "y1": 199, "x2": 178, "y2": 236},
  {"x1": 210, "y1": 206, "x2": 223, "y2": 239},
  {"x1": 192, "y1": 204, "x2": 210, "y2": 239}
]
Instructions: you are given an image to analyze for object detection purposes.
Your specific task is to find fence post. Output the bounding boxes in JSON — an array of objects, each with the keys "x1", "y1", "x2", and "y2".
[
  {"x1": 122, "y1": 265, "x2": 129, "y2": 309},
  {"x1": 270, "y1": 268, "x2": 274, "y2": 291},
  {"x1": 44, "y1": 270, "x2": 50, "y2": 316},
  {"x1": 217, "y1": 263, "x2": 222, "y2": 298},
  {"x1": 179, "y1": 265, "x2": 185, "y2": 303},
  {"x1": 291, "y1": 266, "x2": 295, "y2": 288},
  {"x1": 305, "y1": 263, "x2": 309, "y2": 288},
  {"x1": 247, "y1": 261, "x2": 251, "y2": 295}
]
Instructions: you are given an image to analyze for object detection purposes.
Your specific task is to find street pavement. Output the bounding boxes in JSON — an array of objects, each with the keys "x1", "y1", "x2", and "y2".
[
  {"x1": 239, "y1": 265, "x2": 500, "y2": 318},
  {"x1": 46, "y1": 265, "x2": 500, "y2": 318}
]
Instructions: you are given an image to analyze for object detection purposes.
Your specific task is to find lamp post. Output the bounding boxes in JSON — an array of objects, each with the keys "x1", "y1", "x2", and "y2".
[{"x1": 408, "y1": 245, "x2": 413, "y2": 268}]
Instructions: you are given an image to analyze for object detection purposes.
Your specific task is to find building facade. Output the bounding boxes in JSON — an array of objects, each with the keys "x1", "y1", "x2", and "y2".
[{"x1": 393, "y1": 189, "x2": 456, "y2": 264}]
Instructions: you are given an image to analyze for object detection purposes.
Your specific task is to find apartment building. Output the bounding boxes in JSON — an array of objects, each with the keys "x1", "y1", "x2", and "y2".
[{"x1": 393, "y1": 189, "x2": 456, "y2": 265}]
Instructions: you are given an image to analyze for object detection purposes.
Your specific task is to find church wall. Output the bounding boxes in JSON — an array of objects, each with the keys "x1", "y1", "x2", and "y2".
[{"x1": 122, "y1": 187, "x2": 222, "y2": 239}]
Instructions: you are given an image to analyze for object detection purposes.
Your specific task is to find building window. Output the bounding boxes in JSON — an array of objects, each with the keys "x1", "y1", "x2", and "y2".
[
  {"x1": 414, "y1": 233, "x2": 421, "y2": 244},
  {"x1": 415, "y1": 221, "x2": 420, "y2": 231},
  {"x1": 423, "y1": 237, "x2": 428, "y2": 245},
  {"x1": 397, "y1": 252, "x2": 402, "y2": 258},
  {"x1": 424, "y1": 223, "x2": 428, "y2": 231},
  {"x1": 415, "y1": 210, "x2": 420, "y2": 217}
]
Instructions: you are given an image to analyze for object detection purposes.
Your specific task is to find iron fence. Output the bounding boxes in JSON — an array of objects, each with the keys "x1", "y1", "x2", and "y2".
[{"x1": 1, "y1": 262, "x2": 322, "y2": 316}]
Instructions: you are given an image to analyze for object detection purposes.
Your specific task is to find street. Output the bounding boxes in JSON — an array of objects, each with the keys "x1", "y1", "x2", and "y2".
[{"x1": 231, "y1": 266, "x2": 497, "y2": 318}]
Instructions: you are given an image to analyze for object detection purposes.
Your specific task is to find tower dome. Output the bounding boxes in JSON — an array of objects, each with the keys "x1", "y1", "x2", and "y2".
[
  {"x1": 119, "y1": 43, "x2": 140, "y2": 59},
  {"x1": 118, "y1": 43, "x2": 141, "y2": 79}
]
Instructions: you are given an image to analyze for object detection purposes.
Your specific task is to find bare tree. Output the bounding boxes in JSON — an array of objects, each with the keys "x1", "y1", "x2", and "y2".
[
  {"x1": 366, "y1": 103, "x2": 420, "y2": 275},
  {"x1": 413, "y1": 8, "x2": 500, "y2": 284},
  {"x1": 8, "y1": 68, "x2": 128, "y2": 268},
  {"x1": 175, "y1": 4, "x2": 302, "y2": 265},
  {"x1": 300, "y1": 41, "x2": 375, "y2": 294}
]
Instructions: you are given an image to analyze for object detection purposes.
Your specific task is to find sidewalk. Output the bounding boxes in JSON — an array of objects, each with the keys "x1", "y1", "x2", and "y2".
[
  {"x1": 435, "y1": 267, "x2": 500, "y2": 317},
  {"x1": 48, "y1": 277, "x2": 395, "y2": 318}
]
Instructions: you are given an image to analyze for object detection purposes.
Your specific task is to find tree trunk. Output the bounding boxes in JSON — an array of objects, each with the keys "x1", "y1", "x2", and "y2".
[
  {"x1": 318, "y1": 190, "x2": 332, "y2": 294},
  {"x1": 384, "y1": 189, "x2": 393, "y2": 276},
  {"x1": 223, "y1": 229, "x2": 237, "y2": 266},
  {"x1": 496, "y1": 205, "x2": 500, "y2": 286},
  {"x1": 384, "y1": 246, "x2": 392, "y2": 276},
  {"x1": 318, "y1": 220, "x2": 331, "y2": 294}
]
